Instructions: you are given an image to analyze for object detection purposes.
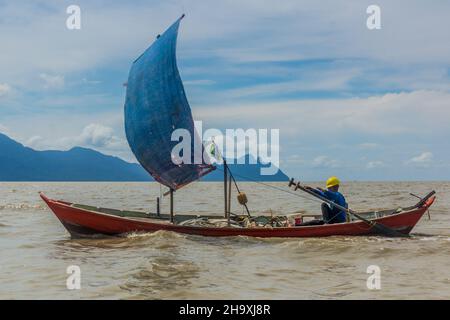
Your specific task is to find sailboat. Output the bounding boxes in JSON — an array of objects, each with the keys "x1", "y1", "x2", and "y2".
[{"x1": 40, "y1": 15, "x2": 436, "y2": 238}]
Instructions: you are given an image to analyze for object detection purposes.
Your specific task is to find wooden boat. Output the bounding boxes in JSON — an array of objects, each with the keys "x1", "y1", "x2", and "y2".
[
  {"x1": 40, "y1": 192, "x2": 435, "y2": 238},
  {"x1": 40, "y1": 16, "x2": 437, "y2": 239}
]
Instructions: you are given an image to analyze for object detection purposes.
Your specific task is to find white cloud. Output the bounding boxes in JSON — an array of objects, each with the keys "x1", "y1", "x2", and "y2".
[
  {"x1": 406, "y1": 152, "x2": 433, "y2": 167},
  {"x1": 1, "y1": 1, "x2": 449, "y2": 179},
  {"x1": 26, "y1": 135, "x2": 44, "y2": 149},
  {"x1": 195, "y1": 90, "x2": 450, "y2": 138},
  {"x1": 286, "y1": 154, "x2": 306, "y2": 164},
  {"x1": 312, "y1": 156, "x2": 339, "y2": 168},
  {"x1": 21, "y1": 123, "x2": 128, "y2": 156},
  {"x1": 78, "y1": 123, "x2": 123, "y2": 149},
  {"x1": 39, "y1": 73, "x2": 64, "y2": 89},
  {"x1": 0, "y1": 83, "x2": 11, "y2": 97},
  {"x1": 0, "y1": 124, "x2": 10, "y2": 134},
  {"x1": 2, "y1": 0, "x2": 450, "y2": 87},
  {"x1": 366, "y1": 161, "x2": 384, "y2": 169},
  {"x1": 33, "y1": 93, "x2": 117, "y2": 109}
]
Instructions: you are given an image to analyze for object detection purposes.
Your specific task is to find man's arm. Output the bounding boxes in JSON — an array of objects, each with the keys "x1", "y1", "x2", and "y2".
[{"x1": 305, "y1": 186, "x2": 326, "y2": 197}]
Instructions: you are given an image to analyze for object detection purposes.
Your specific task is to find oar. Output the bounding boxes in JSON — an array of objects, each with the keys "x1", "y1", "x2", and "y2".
[{"x1": 288, "y1": 178, "x2": 409, "y2": 238}]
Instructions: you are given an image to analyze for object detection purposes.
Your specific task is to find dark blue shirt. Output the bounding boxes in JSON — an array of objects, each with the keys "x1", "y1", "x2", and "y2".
[{"x1": 314, "y1": 189, "x2": 348, "y2": 223}]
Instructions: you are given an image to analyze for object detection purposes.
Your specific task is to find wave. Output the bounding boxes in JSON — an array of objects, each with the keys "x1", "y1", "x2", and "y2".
[
  {"x1": 413, "y1": 234, "x2": 450, "y2": 241},
  {"x1": 0, "y1": 203, "x2": 46, "y2": 211}
]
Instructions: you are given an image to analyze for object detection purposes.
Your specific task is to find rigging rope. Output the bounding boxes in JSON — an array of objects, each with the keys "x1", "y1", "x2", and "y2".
[
  {"x1": 214, "y1": 166, "x2": 324, "y2": 205},
  {"x1": 218, "y1": 169, "x2": 352, "y2": 224}
]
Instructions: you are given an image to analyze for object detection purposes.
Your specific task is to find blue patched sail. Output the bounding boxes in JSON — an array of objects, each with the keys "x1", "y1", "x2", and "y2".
[{"x1": 124, "y1": 15, "x2": 214, "y2": 190}]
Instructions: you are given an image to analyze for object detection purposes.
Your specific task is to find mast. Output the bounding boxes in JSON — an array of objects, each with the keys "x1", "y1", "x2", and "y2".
[
  {"x1": 224, "y1": 160, "x2": 228, "y2": 218},
  {"x1": 156, "y1": 196, "x2": 160, "y2": 216},
  {"x1": 170, "y1": 188, "x2": 174, "y2": 223},
  {"x1": 227, "y1": 171, "x2": 232, "y2": 226}
]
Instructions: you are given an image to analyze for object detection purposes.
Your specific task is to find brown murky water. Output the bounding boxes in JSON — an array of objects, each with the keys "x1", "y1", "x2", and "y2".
[{"x1": 1, "y1": 182, "x2": 449, "y2": 299}]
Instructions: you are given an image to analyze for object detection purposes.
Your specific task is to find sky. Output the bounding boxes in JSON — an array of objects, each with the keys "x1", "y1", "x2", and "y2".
[{"x1": 0, "y1": 0, "x2": 449, "y2": 180}]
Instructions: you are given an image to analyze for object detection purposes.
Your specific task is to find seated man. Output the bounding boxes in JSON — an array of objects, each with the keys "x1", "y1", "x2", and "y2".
[{"x1": 307, "y1": 176, "x2": 348, "y2": 224}]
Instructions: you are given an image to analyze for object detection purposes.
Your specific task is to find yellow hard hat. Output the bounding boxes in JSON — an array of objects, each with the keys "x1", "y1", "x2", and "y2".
[{"x1": 326, "y1": 176, "x2": 340, "y2": 189}]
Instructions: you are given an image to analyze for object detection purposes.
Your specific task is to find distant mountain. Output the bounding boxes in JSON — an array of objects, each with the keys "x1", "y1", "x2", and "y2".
[
  {"x1": 202, "y1": 154, "x2": 289, "y2": 182},
  {"x1": 0, "y1": 133, "x2": 149, "y2": 181},
  {"x1": 0, "y1": 133, "x2": 288, "y2": 182}
]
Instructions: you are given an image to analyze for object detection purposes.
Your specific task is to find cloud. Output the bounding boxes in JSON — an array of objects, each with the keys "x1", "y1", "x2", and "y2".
[
  {"x1": 78, "y1": 123, "x2": 123, "y2": 149},
  {"x1": 2, "y1": 1, "x2": 450, "y2": 180},
  {"x1": 406, "y1": 152, "x2": 433, "y2": 167},
  {"x1": 0, "y1": 83, "x2": 11, "y2": 97},
  {"x1": 21, "y1": 123, "x2": 129, "y2": 158},
  {"x1": 366, "y1": 161, "x2": 384, "y2": 169},
  {"x1": 0, "y1": 124, "x2": 10, "y2": 134},
  {"x1": 193, "y1": 89, "x2": 450, "y2": 178},
  {"x1": 26, "y1": 135, "x2": 45, "y2": 149},
  {"x1": 195, "y1": 90, "x2": 450, "y2": 137},
  {"x1": 312, "y1": 156, "x2": 339, "y2": 168},
  {"x1": 33, "y1": 93, "x2": 117, "y2": 110},
  {"x1": 2, "y1": 0, "x2": 450, "y2": 86},
  {"x1": 286, "y1": 154, "x2": 306, "y2": 164},
  {"x1": 39, "y1": 73, "x2": 64, "y2": 89}
]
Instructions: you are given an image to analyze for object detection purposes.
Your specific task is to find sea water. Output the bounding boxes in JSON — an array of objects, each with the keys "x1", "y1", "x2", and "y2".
[{"x1": 0, "y1": 181, "x2": 449, "y2": 299}]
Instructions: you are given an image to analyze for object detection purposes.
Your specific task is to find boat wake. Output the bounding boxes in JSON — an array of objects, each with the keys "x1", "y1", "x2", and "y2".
[{"x1": 122, "y1": 230, "x2": 187, "y2": 241}]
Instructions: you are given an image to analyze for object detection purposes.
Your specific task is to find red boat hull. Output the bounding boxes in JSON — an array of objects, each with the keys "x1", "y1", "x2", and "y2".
[{"x1": 40, "y1": 193, "x2": 435, "y2": 238}]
